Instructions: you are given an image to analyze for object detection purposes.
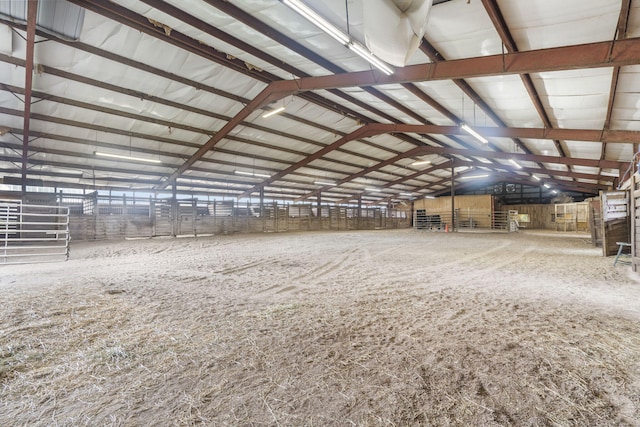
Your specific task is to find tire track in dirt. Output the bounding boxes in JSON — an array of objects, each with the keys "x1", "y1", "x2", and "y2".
[
  {"x1": 347, "y1": 238, "x2": 516, "y2": 296},
  {"x1": 291, "y1": 247, "x2": 361, "y2": 282},
  {"x1": 215, "y1": 259, "x2": 271, "y2": 275}
]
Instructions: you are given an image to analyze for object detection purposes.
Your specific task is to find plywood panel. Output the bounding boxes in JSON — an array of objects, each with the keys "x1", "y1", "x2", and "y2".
[
  {"x1": 601, "y1": 190, "x2": 630, "y2": 257},
  {"x1": 500, "y1": 204, "x2": 553, "y2": 229}
]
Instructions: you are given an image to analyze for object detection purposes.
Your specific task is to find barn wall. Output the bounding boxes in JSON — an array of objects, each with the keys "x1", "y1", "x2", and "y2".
[
  {"x1": 414, "y1": 194, "x2": 493, "y2": 212},
  {"x1": 504, "y1": 204, "x2": 555, "y2": 229},
  {"x1": 414, "y1": 195, "x2": 495, "y2": 229},
  {"x1": 600, "y1": 190, "x2": 630, "y2": 257}
]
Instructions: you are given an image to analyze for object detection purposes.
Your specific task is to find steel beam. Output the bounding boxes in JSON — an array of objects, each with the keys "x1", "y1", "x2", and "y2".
[
  {"x1": 269, "y1": 38, "x2": 640, "y2": 92},
  {"x1": 236, "y1": 125, "x2": 387, "y2": 199},
  {"x1": 600, "y1": 0, "x2": 632, "y2": 165},
  {"x1": 481, "y1": 0, "x2": 566, "y2": 158},
  {"x1": 21, "y1": 0, "x2": 37, "y2": 193}
]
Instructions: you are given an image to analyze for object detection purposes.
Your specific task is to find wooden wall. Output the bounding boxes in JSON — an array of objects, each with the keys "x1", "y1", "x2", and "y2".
[
  {"x1": 501, "y1": 204, "x2": 555, "y2": 229},
  {"x1": 414, "y1": 194, "x2": 493, "y2": 212},
  {"x1": 600, "y1": 190, "x2": 630, "y2": 257},
  {"x1": 414, "y1": 195, "x2": 495, "y2": 228}
]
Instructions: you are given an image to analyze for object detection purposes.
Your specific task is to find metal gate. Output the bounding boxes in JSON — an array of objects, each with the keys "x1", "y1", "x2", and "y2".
[
  {"x1": 152, "y1": 201, "x2": 173, "y2": 236},
  {"x1": 1, "y1": 199, "x2": 70, "y2": 265}
]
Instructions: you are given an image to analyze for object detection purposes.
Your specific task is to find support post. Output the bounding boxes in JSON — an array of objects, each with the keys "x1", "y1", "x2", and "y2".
[
  {"x1": 317, "y1": 192, "x2": 322, "y2": 230},
  {"x1": 358, "y1": 195, "x2": 362, "y2": 230},
  {"x1": 260, "y1": 187, "x2": 265, "y2": 232},
  {"x1": 451, "y1": 163, "x2": 456, "y2": 232},
  {"x1": 171, "y1": 181, "x2": 177, "y2": 237}
]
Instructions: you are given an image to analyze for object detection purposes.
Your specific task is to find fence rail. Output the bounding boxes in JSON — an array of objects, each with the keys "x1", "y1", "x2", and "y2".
[
  {"x1": 2, "y1": 193, "x2": 410, "y2": 241},
  {"x1": 414, "y1": 209, "x2": 511, "y2": 231},
  {"x1": 1, "y1": 200, "x2": 70, "y2": 265}
]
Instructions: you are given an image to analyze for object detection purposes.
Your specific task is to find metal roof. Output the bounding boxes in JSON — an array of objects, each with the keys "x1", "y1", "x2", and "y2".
[{"x1": 1, "y1": 0, "x2": 639, "y2": 204}]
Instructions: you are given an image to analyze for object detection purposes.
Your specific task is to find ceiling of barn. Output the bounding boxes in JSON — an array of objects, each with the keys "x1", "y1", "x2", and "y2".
[{"x1": 1, "y1": 0, "x2": 639, "y2": 205}]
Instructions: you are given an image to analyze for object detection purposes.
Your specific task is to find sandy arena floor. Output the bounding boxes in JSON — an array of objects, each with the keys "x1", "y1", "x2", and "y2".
[{"x1": 1, "y1": 229, "x2": 640, "y2": 426}]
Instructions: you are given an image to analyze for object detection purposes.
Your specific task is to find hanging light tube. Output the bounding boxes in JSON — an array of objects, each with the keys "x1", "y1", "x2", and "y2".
[
  {"x1": 459, "y1": 174, "x2": 489, "y2": 179},
  {"x1": 365, "y1": 187, "x2": 382, "y2": 192},
  {"x1": 400, "y1": 192, "x2": 414, "y2": 196},
  {"x1": 282, "y1": 0, "x2": 350, "y2": 44},
  {"x1": 282, "y1": 0, "x2": 393, "y2": 75},
  {"x1": 262, "y1": 106, "x2": 286, "y2": 118},
  {"x1": 348, "y1": 42, "x2": 394, "y2": 75},
  {"x1": 314, "y1": 180, "x2": 337, "y2": 186},
  {"x1": 424, "y1": 195, "x2": 436, "y2": 199},
  {"x1": 532, "y1": 175, "x2": 541, "y2": 181},
  {"x1": 234, "y1": 170, "x2": 271, "y2": 178},
  {"x1": 95, "y1": 151, "x2": 161, "y2": 164},
  {"x1": 411, "y1": 160, "x2": 432, "y2": 166},
  {"x1": 543, "y1": 183, "x2": 551, "y2": 188},
  {"x1": 509, "y1": 159, "x2": 522, "y2": 169},
  {"x1": 460, "y1": 123, "x2": 489, "y2": 144}
]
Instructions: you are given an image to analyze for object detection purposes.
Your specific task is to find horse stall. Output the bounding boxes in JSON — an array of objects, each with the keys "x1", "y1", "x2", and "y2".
[{"x1": 599, "y1": 190, "x2": 630, "y2": 258}]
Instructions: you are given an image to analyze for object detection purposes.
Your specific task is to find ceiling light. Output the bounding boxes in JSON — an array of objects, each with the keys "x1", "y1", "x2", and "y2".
[
  {"x1": 262, "y1": 106, "x2": 285, "y2": 118},
  {"x1": 425, "y1": 195, "x2": 436, "y2": 199},
  {"x1": 600, "y1": 171, "x2": 619, "y2": 177},
  {"x1": 314, "y1": 180, "x2": 337, "y2": 186},
  {"x1": 460, "y1": 174, "x2": 489, "y2": 179},
  {"x1": 400, "y1": 192, "x2": 414, "y2": 196},
  {"x1": 532, "y1": 175, "x2": 541, "y2": 181},
  {"x1": 282, "y1": 0, "x2": 350, "y2": 45},
  {"x1": 411, "y1": 160, "x2": 432, "y2": 166},
  {"x1": 282, "y1": 0, "x2": 394, "y2": 75},
  {"x1": 348, "y1": 42, "x2": 394, "y2": 75},
  {"x1": 235, "y1": 170, "x2": 271, "y2": 178},
  {"x1": 509, "y1": 159, "x2": 522, "y2": 169},
  {"x1": 552, "y1": 190, "x2": 558, "y2": 194},
  {"x1": 460, "y1": 123, "x2": 489, "y2": 144},
  {"x1": 365, "y1": 187, "x2": 382, "y2": 192},
  {"x1": 95, "y1": 151, "x2": 161, "y2": 164},
  {"x1": 543, "y1": 183, "x2": 550, "y2": 188}
]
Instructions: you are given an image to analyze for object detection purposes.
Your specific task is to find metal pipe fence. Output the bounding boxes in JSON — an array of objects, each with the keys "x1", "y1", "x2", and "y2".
[{"x1": 1, "y1": 199, "x2": 70, "y2": 265}]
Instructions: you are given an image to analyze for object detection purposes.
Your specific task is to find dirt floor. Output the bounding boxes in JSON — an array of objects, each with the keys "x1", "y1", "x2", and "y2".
[{"x1": 1, "y1": 229, "x2": 640, "y2": 426}]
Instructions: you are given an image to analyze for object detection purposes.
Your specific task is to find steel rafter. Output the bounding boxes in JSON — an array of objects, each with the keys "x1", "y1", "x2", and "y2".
[
  {"x1": 600, "y1": 0, "x2": 632, "y2": 173},
  {"x1": 481, "y1": 0, "x2": 568, "y2": 169}
]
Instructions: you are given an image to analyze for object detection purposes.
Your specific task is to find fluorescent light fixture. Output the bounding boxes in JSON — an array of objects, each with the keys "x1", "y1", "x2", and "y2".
[
  {"x1": 552, "y1": 190, "x2": 558, "y2": 194},
  {"x1": 365, "y1": 187, "x2": 382, "y2": 192},
  {"x1": 425, "y1": 195, "x2": 436, "y2": 199},
  {"x1": 400, "y1": 192, "x2": 414, "y2": 196},
  {"x1": 600, "y1": 171, "x2": 619, "y2": 177},
  {"x1": 282, "y1": 0, "x2": 350, "y2": 44},
  {"x1": 460, "y1": 174, "x2": 489, "y2": 179},
  {"x1": 509, "y1": 159, "x2": 522, "y2": 169},
  {"x1": 234, "y1": 170, "x2": 271, "y2": 178},
  {"x1": 532, "y1": 175, "x2": 541, "y2": 181},
  {"x1": 460, "y1": 123, "x2": 489, "y2": 144},
  {"x1": 95, "y1": 151, "x2": 161, "y2": 164},
  {"x1": 411, "y1": 160, "x2": 432, "y2": 166},
  {"x1": 543, "y1": 183, "x2": 550, "y2": 188},
  {"x1": 314, "y1": 180, "x2": 337, "y2": 186},
  {"x1": 348, "y1": 42, "x2": 394, "y2": 75},
  {"x1": 262, "y1": 106, "x2": 285, "y2": 118}
]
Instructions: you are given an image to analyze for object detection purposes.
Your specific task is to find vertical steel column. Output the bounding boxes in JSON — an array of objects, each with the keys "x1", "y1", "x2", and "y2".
[
  {"x1": 21, "y1": 0, "x2": 38, "y2": 194},
  {"x1": 171, "y1": 181, "x2": 177, "y2": 237},
  {"x1": 451, "y1": 164, "x2": 456, "y2": 232},
  {"x1": 317, "y1": 192, "x2": 321, "y2": 229}
]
